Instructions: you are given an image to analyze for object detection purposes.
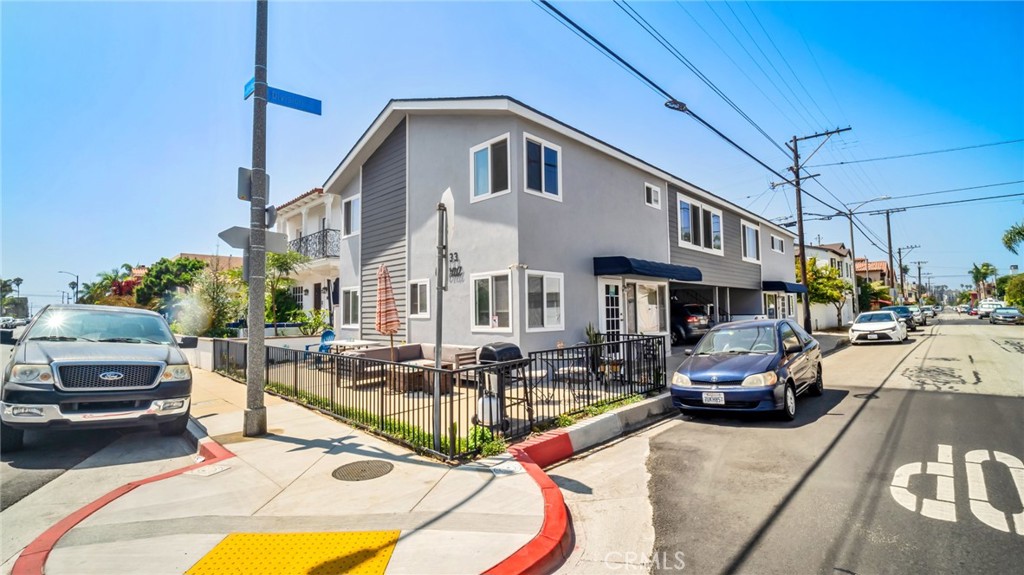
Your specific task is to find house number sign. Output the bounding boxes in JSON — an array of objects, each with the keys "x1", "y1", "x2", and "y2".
[{"x1": 449, "y1": 252, "x2": 464, "y2": 281}]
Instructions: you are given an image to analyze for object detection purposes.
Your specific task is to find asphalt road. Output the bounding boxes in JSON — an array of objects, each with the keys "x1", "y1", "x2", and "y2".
[{"x1": 647, "y1": 312, "x2": 1023, "y2": 574}]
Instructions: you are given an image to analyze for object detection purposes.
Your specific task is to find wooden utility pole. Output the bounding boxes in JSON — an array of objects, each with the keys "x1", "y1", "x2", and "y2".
[{"x1": 789, "y1": 127, "x2": 851, "y2": 334}]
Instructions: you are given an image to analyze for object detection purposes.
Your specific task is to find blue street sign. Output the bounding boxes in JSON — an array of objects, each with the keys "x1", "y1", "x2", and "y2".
[
  {"x1": 267, "y1": 87, "x2": 321, "y2": 115},
  {"x1": 244, "y1": 77, "x2": 255, "y2": 100}
]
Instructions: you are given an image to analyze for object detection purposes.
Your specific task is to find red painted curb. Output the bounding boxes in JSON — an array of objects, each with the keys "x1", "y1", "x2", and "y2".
[
  {"x1": 11, "y1": 435, "x2": 235, "y2": 575},
  {"x1": 483, "y1": 446, "x2": 572, "y2": 575},
  {"x1": 517, "y1": 430, "x2": 574, "y2": 469}
]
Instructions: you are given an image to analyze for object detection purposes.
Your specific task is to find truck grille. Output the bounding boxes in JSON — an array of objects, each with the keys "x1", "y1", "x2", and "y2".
[{"x1": 57, "y1": 364, "x2": 162, "y2": 391}]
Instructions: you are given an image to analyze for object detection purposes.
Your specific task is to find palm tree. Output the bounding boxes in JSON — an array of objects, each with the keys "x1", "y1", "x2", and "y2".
[
  {"x1": 1004, "y1": 222, "x2": 1024, "y2": 255},
  {"x1": 12, "y1": 277, "x2": 23, "y2": 296},
  {"x1": 970, "y1": 262, "x2": 998, "y2": 298}
]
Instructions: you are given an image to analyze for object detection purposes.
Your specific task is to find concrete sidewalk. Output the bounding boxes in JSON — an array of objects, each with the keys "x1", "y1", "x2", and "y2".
[{"x1": 11, "y1": 369, "x2": 550, "y2": 575}]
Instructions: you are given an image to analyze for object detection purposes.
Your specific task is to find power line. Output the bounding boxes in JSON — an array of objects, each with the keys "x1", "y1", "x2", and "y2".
[
  {"x1": 865, "y1": 192, "x2": 1024, "y2": 214},
  {"x1": 615, "y1": 0, "x2": 788, "y2": 157},
  {"x1": 808, "y1": 138, "x2": 1024, "y2": 168},
  {"x1": 886, "y1": 180, "x2": 1024, "y2": 201}
]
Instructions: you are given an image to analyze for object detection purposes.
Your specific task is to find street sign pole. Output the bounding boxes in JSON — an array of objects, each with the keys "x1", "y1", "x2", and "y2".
[{"x1": 245, "y1": 0, "x2": 269, "y2": 437}]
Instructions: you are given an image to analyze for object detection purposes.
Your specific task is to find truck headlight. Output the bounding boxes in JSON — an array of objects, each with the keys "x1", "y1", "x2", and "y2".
[
  {"x1": 671, "y1": 372, "x2": 691, "y2": 387},
  {"x1": 9, "y1": 364, "x2": 54, "y2": 384},
  {"x1": 741, "y1": 371, "x2": 778, "y2": 387},
  {"x1": 161, "y1": 364, "x2": 192, "y2": 382}
]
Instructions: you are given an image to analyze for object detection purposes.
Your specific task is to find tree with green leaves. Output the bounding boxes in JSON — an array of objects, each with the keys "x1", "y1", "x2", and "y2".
[
  {"x1": 173, "y1": 265, "x2": 242, "y2": 337},
  {"x1": 135, "y1": 257, "x2": 207, "y2": 311},
  {"x1": 1003, "y1": 222, "x2": 1024, "y2": 255},
  {"x1": 799, "y1": 257, "x2": 854, "y2": 326},
  {"x1": 1005, "y1": 275, "x2": 1024, "y2": 307},
  {"x1": 969, "y1": 262, "x2": 997, "y2": 299},
  {"x1": 265, "y1": 251, "x2": 310, "y2": 334}
]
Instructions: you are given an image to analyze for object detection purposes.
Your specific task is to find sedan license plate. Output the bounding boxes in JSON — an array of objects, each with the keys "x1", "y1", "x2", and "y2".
[
  {"x1": 867, "y1": 334, "x2": 879, "y2": 340},
  {"x1": 702, "y1": 392, "x2": 725, "y2": 405}
]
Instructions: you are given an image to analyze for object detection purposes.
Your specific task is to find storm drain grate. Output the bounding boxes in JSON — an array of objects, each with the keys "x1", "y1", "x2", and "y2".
[{"x1": 332, "y1": 460, "x2": 394, "y2": 481}]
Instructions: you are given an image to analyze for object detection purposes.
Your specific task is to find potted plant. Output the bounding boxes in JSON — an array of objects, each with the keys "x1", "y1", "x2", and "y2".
[{"x1": 584, "y1": 322, "x2": 604, "y2": 375}]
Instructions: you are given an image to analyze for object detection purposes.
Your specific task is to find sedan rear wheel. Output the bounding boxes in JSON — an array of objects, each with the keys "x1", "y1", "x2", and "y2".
[
  {"x1": 779, "y1": 384, "x2": 797, "y2": 421},
  {"x1": 808, "y1": 368, "x2": 824, "y2": 397}
]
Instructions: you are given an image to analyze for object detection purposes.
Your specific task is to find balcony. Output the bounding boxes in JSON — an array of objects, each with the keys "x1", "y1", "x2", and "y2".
[{"x1": 289, "y1": 229, "x2": 340, "y2": 260}]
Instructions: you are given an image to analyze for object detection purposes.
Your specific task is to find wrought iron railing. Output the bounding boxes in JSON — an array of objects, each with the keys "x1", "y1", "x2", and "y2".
[
  {"x1": 288, "y1": 228, "x2": 340, "y2": 260},
  {"x1": 211, "y1": 334, "x2": 666, "y2": 460}
]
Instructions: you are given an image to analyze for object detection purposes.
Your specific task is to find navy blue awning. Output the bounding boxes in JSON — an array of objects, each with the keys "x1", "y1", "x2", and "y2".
[
  {"x1": 593, "y1": 256, "x2": 702, "y2": 282},
  {"x1": 762, "y1": 280, "x2": 808, "y2": 294}
]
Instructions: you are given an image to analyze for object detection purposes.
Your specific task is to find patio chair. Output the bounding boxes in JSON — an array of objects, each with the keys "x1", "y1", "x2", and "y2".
[
  {"x1": 304, "y1": 329, "x2": 336, "y2": 368},
  {"x1": 545, "y1": 345, "x2": 594, "y2": 403}
]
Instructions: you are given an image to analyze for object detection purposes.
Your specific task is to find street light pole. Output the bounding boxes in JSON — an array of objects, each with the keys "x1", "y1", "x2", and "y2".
[
  {"x1": 59, "y1": 271, "x2": 79, "y2": 303},
  {"x1": 843, "y1": 196, "x2": 890, "y2": 315}
]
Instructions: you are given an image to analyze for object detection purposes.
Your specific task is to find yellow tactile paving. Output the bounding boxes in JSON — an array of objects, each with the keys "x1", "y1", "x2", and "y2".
[{"x1": 185, "y1": 531, "x2": 401, "y2": 575}]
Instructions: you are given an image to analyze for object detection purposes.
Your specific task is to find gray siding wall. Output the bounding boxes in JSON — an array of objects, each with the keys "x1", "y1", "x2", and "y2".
[
  {"x1": 667, "y1": 184, "x2": 761, "y2": 289},
  {"x1": 514, "y1": 118, "x2": 670, "y2": 350},
  {"x1": 761, "y1": 229, "x2": 796, "y2": 283},
  {"x1": 360, "y1": 119, "x2": 407, "y2": 342},
  {"x1": 336, "y1": 177, "x2": 361, "y2": 338},
  {"x1": 405, "y1": 114, "x2": 521, "y2": 347}
]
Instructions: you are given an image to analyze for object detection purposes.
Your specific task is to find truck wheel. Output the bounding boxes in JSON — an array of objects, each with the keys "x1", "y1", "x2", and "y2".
[
  {"x1": 158, "y1": 409, "x2": 190, "y2": 437},
  {"x1": 1, "y1": 421, "x2": 25, "y2": 452}
]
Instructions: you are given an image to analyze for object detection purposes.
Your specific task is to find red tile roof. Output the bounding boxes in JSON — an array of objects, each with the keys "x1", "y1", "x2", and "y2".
[{"x1": 276, "y1": 187, "x2": 324, "y2": 211}]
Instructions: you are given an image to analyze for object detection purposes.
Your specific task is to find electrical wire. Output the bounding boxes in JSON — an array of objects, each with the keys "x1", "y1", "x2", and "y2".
[
  {"x1": 865, "y1": 192, "x2": 1024, "y2": 214},
  {"x1": 808, "y1": 139, "x2": 1024, "y2": 168},
  {"x1": 885, "y1": 180, "x2": 1024, "y2": 201}
]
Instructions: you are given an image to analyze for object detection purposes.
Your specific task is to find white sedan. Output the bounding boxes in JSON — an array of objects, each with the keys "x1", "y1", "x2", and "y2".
[{"x1": 849, "y1": 311, "x2": 908, "y2": 345}]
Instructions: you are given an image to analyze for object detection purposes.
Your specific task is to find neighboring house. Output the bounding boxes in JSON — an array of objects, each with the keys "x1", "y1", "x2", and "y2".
[
  {"x1": 316, "y1": 96, "x2": 800, "y2": 350},
  {"x1": 275, "y1": 187, "x2": 341, "y2": 325},
  {"x1": 172, "y1": 253, "x2": 243, "y2": 272},
  {"x1": 796, "y1": 243, "x2": 855, "y2": 329},
  {"x1": 855, "y1": 257, "x2": 892, "y2": 286}
]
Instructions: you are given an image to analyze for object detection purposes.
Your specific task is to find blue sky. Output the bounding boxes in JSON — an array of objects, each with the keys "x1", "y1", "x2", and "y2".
[{"x1": 3, "y1": 1, "x2": 1022, "y2": 312}]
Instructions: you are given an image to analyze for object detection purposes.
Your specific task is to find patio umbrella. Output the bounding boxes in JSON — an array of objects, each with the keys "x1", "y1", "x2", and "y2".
[{"x1": 375, "y1": 264, "x2": 401, "y2": 362}]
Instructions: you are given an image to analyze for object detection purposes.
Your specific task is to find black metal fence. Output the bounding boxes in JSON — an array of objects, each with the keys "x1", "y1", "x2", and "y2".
[{"x1": 211, "y1": 334, "x2": 666, "y2": 460}]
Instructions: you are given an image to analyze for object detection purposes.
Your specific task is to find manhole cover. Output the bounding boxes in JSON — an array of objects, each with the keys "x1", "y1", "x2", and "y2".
[{"x1": 332, "y1": 460, "x2": 394, "y2": 481}]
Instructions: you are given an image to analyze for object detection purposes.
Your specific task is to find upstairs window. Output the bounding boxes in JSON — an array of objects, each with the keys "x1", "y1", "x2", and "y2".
[
  {"x1": 471, "y1": 135, "x2": 510, "y2": 201},
  {"x1": 524, "y1": 133, "x2": 561, "y2": 200},
  {"x1": 741, "y1": 220, "x2": 760, "y2": 263},
  {"x1": 343, "y1": 196, "x2": 360, "y2": 237},
  {"x1": 645, "y1": 183, "x2": 661, "y2": 209},
  {"x1": 677, "y1": 194, "x2": 723, "y2": 255},
  {"x1": 770, "y1": 234, "x2": 785, "y2": 254}
]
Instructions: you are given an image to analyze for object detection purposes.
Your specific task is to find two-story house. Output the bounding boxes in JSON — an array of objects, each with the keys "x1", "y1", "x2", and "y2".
[
  {"x1": 797, "y1": 242, "x2": 856, "y2": 329},
  {"x1": 275, "y1": 187, "x2": 342, "y2": 324},
  {"x1": 310, "y1": 96, "x2": 799, "y2": 350}
]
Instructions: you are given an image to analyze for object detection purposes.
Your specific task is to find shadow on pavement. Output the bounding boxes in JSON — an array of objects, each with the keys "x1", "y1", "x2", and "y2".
[{"x1": 678, "y1": 388, "x2": 850, "y2": 429}]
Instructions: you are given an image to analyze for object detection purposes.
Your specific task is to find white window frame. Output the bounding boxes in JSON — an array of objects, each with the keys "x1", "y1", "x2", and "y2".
[
  {"x1": 291, "y1": 286, "x2": 304, "y2": 309},
  {"x1": 644, "y1": 183, "x2": 661, "y2": 210},
  {"x1": 522, "y1": 132, "x2": 563, "y2": 202},
  {"x1": 340, "y1": 287, "x2": 359, "y2": 328},
  {"x1": 770, "y1": 234, "x2": 785, "y2": 254},
  {"x1": 741, "y1": 220, "x2": 761, "y2": 264},
  {"x1": 524, "y1": 270, "x2": 565, "y2": 333},
  {"x1": 469, "y1": 133, "x2": 511, "y2": 204},
  {"x1": 342, "y1": 195, "x2": 360, "y2": 238},
  {"x1": 470, "y1": 270, "x2": 513, "y2": 333},
  {"x1": 676, "y1": 193, "x2": 724, "y2": 256},
  {"x1": 408, "y1": 279, "x2": 430, "y2": 319}
]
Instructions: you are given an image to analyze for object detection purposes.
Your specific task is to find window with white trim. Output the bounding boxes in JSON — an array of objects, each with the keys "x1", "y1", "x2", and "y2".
[
  {"x1": 770, "y1": 234, "x2": 785, "y2": 254},
  {"x1": 644, "y1": 183, "x2": 661, "y2": 209},
  {"x1": 471, "y1": 272, "x2": 511, "y2": 330},
  {"x1": 340, "y1": 288, "x2": 359, "y2": 327},
  {"x1": 470, "y1": 135, "x2": 510, "y2": 201},
  {"x1": 677, "y1": 194, "x2": 723, "y2": 255},
  {"x1": 526, "y1": 271, "x2": 564, "y2": 331},
  {"x1": 524, "y1": 134, "x2": 561, "y2": 199},
  {"x1": 409, "y1": 280, "x2": 429, "y2": 318},
  {"x1": 342, "y1": 196, "x2": 360, "y2": 237},
  {"x1": 741, "y1": 220, "x2": 760, "y2": 263},
  {"x1": 291, "y1": 286, "x2": 304, "y2": 308}
]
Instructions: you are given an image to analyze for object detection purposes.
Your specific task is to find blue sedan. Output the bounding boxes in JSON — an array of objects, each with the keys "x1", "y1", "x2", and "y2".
[{"x1": 670, "y1": 319, "x2": 823, "y2": 420}]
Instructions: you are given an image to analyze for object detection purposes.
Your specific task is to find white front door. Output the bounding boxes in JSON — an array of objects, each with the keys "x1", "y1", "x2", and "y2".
[{"x1": 598, "y1": 279, "x2": 623, "y2": 337}]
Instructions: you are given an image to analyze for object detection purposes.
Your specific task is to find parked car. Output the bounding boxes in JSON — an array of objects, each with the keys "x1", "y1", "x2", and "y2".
[
  {"x1": 907, "y1": 305, "x2": 927, "y2": 326},
  {"x1": 920, "y1": 305, "x2": 936, "y2": 318},
  {"x1": 670, "y1": 319, "x2": 823, "y2": 420},
  {"x1": 0, "y1": 304, "x2": 198, "y2": 452},
  {"x1": 849, "y1": 311, "x2": 907, "y2": 345},
  {"x1": 989, "y1": 307, "x2": 1024, "y2": 325},
  {"x1": 881, "y1": 305, "x2": 918, "y2": 331},
  {"x1": 670, "y1": 303, "x2": 712, "y2": 346},
  {"x1": 976, "y1": 300, "x2": 1005, "y2": 319},
  {"x1": 0, "y1": 317, "x2": 14, "y2": 329}
]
